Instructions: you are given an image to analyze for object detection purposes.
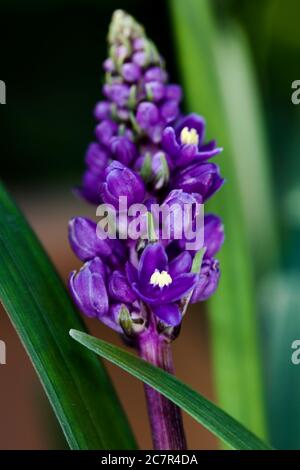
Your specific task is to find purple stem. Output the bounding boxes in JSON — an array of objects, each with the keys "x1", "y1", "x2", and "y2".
[{"x1": 138, "y1": 330, "x2": 187, "y2": 450}]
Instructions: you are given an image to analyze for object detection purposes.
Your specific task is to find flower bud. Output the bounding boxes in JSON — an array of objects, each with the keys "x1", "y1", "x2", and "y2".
[
  {"x1": 204, "y1": 214, "x2": 224, "y2": 258},
  {"x1": 110, "y1": 135, "x2": 137, "y2": 166},
  {"x1": 101, "y1": 161, "x2": 145, "y2": 207},
  {"x1": 69, "y1": 258, "x2": 109, "y2": 319},
  {"x1": 69, "y1": 217, "x2": 126, "y2": 265},
  {"x1": 109, "y1": 270, "x2": 137, "y2": 303},
  {"x1": 173, "y1": 162, "x2": 224, "y2": 201},
  {"x1": 191, "y1": 258, "x2": 220, "y2": 303}
]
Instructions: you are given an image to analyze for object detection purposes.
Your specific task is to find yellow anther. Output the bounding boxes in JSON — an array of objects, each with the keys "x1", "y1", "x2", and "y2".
[
  {"x1": 150, "y1": 269, "x2": 173, "y2": 288},
  {"x1": 180, "y1": 127, "x2": 199, "y2": 146}
]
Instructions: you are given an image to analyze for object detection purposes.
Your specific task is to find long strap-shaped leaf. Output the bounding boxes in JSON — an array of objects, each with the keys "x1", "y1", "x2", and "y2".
[
  {"x1": 169, "y1": 0, "x2": 268, "y2": 438},
  {"x1": 0, "y1": 182, "x2": 136, "y2": 450},
  {"x1": 70, "y1": 330, "x2": 273, "y2": 450}
]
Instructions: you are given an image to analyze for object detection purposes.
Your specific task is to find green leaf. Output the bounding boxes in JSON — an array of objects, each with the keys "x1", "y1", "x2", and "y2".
[
  {"x1": 70, "y1": 330, "x2": 273, "y2": 451},
  {"x1": 140, "y1": 152, "x2": 152, "y2": 183},
  {"x1": 0, "y1": 181, "x2": 136, "y2": 450},
  {"x1": 147, "y1": 211, "x2": 157, "y2": 242},
  {"x1": 169, "y1": 0, "x2": 269, "y2": 439},
  {"x1": 191, "y1": 248, "x2": 206, "y2": 274}
]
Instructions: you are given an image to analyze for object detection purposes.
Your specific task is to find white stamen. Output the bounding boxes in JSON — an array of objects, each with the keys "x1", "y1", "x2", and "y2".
[
  {"x1": 150, "y1": 269, "x2": 172, "y2": 288},
  {"x1": 180, "y1": 126, "x2": 199, "y2": 146}
]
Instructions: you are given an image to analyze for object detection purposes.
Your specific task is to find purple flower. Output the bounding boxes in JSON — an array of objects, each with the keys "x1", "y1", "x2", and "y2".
[
  {"x1": 172, "y1": 162, "x2": 224, "y2": 201},
  {"x1": 76, "y1": 170, "x2": 103, "y2": 204},
  {"x1": 109, "y1": 270, "x2": 137, "y2": 303},
  {"x1": 145, "y1": 81, "x2": 165, "y2": 102},
  {"x1": 85, "y1": 142, "x2": 109, "y2": 174},
  {"x1": 95, "y1": 119, "x2": 118, "y2": 147},
  {"x1": 94, "y1": 101, "x2": 111, "y2": 120},
  {"x1": 191, "y1": 258, "x2": 220, "y2": 303},
  {"x1": 162, "y1": 113, "x2": 222, "y2": 168},
  {"x1": 159, "y1": 189, "x2": 203, "y2": 244},
  {"x1": 68, "y1": 217, "x2": 126, "y2": 266},
  {"x1": 136, "y1": 99, "x2": 180, "y2": 144},
  {"x1": 69, "y1": 257, "x2": 109, "y2": 319},
  {"x1": 144, "y1": 67, "x2": 168, "y2": 83},
  {"x1": 101, "y1": 161, "x2": 146, "y2": 207},
  {"x1": 136, "y1": 102, "x2": 159, "y2": 129},
  {"x1": 103, "y1": 83, "x2": 131, "y2": 107},
  {"x1": 121, "y1": 62, "x2": 141, "y2": 82},
  {"x1": 110, "y1": 135, "x2": 137, "y2": 166},
  {"x1": 126, "y1": 243, "x2": 197, "y2": 326},
  {"x1": 75, "y1": 143, "x2": 109, "y2": 204}
]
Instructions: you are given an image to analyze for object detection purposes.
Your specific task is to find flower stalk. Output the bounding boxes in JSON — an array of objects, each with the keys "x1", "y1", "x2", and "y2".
[{"x1": 138, "y1": 327, "x2": 187, "y2": 450}]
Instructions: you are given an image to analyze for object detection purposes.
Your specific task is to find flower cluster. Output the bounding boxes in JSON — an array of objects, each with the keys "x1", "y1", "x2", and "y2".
[{"x1": 68, "y1": 11, "x2": 224, "y2": 337}]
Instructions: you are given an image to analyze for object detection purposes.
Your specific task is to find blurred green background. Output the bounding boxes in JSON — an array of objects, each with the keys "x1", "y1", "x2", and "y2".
[{"x1": 1, "y1": 0, "x2": 300, "y2": 450}]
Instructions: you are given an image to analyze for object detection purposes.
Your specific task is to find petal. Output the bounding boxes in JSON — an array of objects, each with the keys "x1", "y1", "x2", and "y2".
[
  {"x1": 160, "y1": 273, "x2": 198, "y2": 303},
  {"x1": 199, "y1": 140, "x2": 217, "y2": 152},
  {"x1": 169, "y1": 252, "x2": 192, "y2": 278},
  {"x1": 193, "y1": 147, "x2": 222, "y2": 163},
  {"x1": 131, "y1": 282, "x2": 161, "y2": 304},
  {"x1": 161, "y1": 127, "x2": 180, "y2": 157},
  {"x1": 162, "y1": 127, "x2": 179, "y2": 157},
  {"x1": 160, "y1": 99, "x2": 179, "y2": 123},
  {"x1": 138, "y1": 243, "x2": 168, "y2": 284},
  {"x1": 152, "y1": 303, "x2": 182, "y2": 326}
]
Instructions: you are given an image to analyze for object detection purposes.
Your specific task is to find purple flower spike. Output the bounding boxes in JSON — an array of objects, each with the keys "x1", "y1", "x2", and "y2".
[
  {"x1": 173, "y1": 162, "x2": 224, "y2": 201},
  {"x1": 127, "y1": 243, "x2": 197, "y2": 326},
  {"x1": 69, "y1": 10, "x2": 224, "y2": 341},
  {"x1": 69, "y1": 257, "x2": 109, "y2": 319},
  {"x1": 162, "y1": 113, "x2": 222, "y2": 168},
  {"x1": 191, "y1": 258, "x2": 220, "y2": 303},
  {"x1": 101, "y1": 161, "x2": 146, "y2": 207}
]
